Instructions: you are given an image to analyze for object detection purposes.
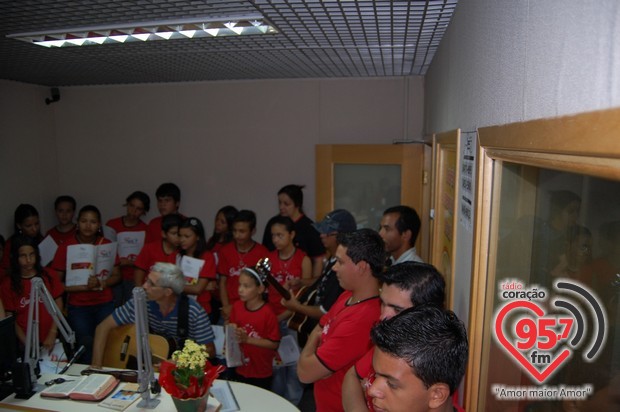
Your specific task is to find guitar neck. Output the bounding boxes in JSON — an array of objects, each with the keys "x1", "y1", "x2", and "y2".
[{"x1": 265, "y1": 274, "x2": 292, "y2": 300}]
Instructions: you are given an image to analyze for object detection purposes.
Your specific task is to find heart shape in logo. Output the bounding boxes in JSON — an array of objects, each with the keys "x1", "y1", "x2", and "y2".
[{"x1": 495, "y1": 300, "x2": 571, "y2": 383}]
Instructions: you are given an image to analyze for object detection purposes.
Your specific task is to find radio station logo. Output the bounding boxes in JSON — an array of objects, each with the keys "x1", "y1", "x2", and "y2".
[{"x1": 492, "y1": 278, "x2": 607, "y2": 385}]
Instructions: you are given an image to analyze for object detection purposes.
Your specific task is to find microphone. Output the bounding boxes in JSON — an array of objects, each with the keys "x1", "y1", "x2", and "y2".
[{"x1": 58, "y1": 345, "x2": 85, "y2": 375}]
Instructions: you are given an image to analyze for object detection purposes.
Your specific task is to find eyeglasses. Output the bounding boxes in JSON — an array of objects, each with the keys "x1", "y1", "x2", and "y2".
[{"x1": 145, "y1": 278, "x2": 161, "y2": 288}]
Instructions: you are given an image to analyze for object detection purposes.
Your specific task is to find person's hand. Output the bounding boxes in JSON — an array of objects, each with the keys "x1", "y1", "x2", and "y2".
[
  {"x1": 119, "y1": 257, "x2": 133, "y2": 267},
  {"x1": 281, "y1": 293, "x2": 300, "y2": 310},
  {"x1": 87, "y1": 275, "x2": 100, "y2": 290},
  {"x1": 42, "y1": 332, "x2": 57, "y2": 352},
  {"x1": 235, "y1": 326, "x2": 248, "y2": 343}
]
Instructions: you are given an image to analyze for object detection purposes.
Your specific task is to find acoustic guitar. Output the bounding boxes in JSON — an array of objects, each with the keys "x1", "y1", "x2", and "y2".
[
  {"x1": 255, "y1": 258, "x2": 317, "y2": 335},
  {"x1": 102, "y1": 324, "x2": 169, "y2": 369}
]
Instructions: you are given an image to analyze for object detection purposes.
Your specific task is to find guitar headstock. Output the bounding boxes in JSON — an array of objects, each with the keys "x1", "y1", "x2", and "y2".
[
  {"x1": 254, "y1": 257, "x2": 291, "y2": 300},
  {"x1": 256, "y1": 257, "x2": 272, "y2": 275}
]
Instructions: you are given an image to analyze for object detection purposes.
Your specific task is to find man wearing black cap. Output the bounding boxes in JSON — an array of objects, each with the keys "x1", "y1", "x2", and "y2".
[{"x1": 281, "y1": 209, "x2": 357, "y2": 345}]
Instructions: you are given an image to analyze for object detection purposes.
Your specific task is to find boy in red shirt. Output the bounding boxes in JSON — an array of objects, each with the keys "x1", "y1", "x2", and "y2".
[
  {"x1": 218, "y1": 210, "x2": 268, "y2": 321},
  {"x1": 145, "y1": 183, "x2": 182, "y2": 244},
  {"x1": 45, "y1": 195, "x2": 77, "y2": 246},
  {"x1": 342, "y1": 262, "x2": 447, "y2": 412},
  {"x1": 297, "y1": 229, "x2": 385, "y2": 412},
  {"x1": 134, "y1": 213, "x2": 182, "y2": 287}
]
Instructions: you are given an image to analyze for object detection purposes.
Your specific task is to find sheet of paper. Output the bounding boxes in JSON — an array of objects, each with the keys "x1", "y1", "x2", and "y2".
[
  {"x1": 38, "y1": 235, "x2": 58, "y2": 266},
  {"x1": 66, "y1": 244, "x2": 96, "y2": 286},
  {"x1": 210, "y1": 380, "x2": 240, "y2": 412},
  {"x1": 212, "y1": 325, "x2": 225, "y2": 358},
  {"x1": 277, "y1": 334, "x2": 300, "y2": 366},
  {"x1": 225, "y1": 324, "x2": 244, "y2": 368},
  {"x1": 94, "y1": 242, "x2": 117, "y2": 279},
  {"x1": 103, "y1": 226, "x2": 117, "y2": 242},
  {"x1": 180, "y1": 255, "x2": 205, "y2": 285},
  {"x1": 116, "y1": 231, "x2": 145, "y2": 260}
]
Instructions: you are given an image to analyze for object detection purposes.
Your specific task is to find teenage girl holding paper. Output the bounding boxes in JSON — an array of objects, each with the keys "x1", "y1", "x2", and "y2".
[
  {"x1": 0, "y1": 236, "x2": 64, "y2": 352},
  {"x1": 51, "y1": 205, "x2": 121, "y2": 363},
  {"x1": 105, "y1": 191, "x2": 150, "y2": 306},
  {"x1": 179, "y1": 217, "x2": 217, "y2": 314}
]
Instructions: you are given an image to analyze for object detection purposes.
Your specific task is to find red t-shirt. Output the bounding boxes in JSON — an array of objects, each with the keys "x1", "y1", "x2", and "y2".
[
  {"x1": 0, "y1": 270, "x2": 64, "y2": 343},
  {"x1": 217, "y1": 242, "x2": 268, "y2": 304},
  {"x1": 354, "y1": 347, "x2": 376, "y2": 411},
  {"x1": 145, "y1": 216, "x2": 164, "y2": 245},
  {"x1": 266, "y1": 248, "x2": 306, "y2": 316},
  {"x1": 181, "y1": 250, "x2": 217, "y2": 314},
  {"x1": 45, "y1": 225, "x2": 77, "y2": 246},
  {"x1": 105, "y1": 217, "x2": 147, "y2": 281},
  {"x1": 314, "y1": 291, "x2": 381, "y2": 412},
  {"x1": 229, "y1": 300, "x2": 280, "y2": 378},
  {"x1": 133, "y1": 241, "x2": 179, "y2": 272},
  {"x1": 51, "y1": 235, "x2": 119, "y2": 307}
]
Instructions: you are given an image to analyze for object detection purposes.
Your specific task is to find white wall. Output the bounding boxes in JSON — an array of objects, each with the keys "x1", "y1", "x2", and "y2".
[
  {"x1": 425, "y1": 0, "x2": 620, "y2": 132},
  {"x1": 0, "y1": 80, "x2": 59, "y2": 235},
  {"x1": 0, "y1": 76, "x2": 424, "y2": 239},
  {"x1": 424, "y1": 0, "x2": 620, "y2": 324}
]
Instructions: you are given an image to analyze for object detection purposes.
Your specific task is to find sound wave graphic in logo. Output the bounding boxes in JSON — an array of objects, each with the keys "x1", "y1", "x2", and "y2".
[{"x1": 493, "y1": 279, "x2": 608, "y2": 384}]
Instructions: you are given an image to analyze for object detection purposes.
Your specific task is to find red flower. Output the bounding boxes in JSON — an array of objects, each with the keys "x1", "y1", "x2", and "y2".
[{"x1": 159, "y1": 360, "x2": 224, "y2": 399}]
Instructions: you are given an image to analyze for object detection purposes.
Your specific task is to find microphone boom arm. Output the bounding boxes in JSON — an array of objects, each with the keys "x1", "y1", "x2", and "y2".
[
  {"x1": 24, "y1": 277, "x2": 76, "y2": 386},
  {"x1": 133, "y1": 287, "x2": 160, "y2": 408}
]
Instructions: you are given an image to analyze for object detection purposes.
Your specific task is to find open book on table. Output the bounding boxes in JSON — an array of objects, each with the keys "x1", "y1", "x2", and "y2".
[{"x1": 40, "y1": 373, "x2": 119, "y2": 401}]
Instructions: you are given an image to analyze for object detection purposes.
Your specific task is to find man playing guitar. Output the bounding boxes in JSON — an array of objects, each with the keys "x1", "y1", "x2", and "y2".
[
  {"x1": 90, "y1": 262, "x2": 216, "y2": 369},
  {"x1": 280, "y1": 209, "x2": 357, "y2": 346}
]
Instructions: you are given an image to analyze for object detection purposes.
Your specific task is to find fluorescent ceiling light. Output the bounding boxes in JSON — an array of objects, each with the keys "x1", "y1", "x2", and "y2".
[{"x1": 6, "y1": 15, "x2": 277, "y2": 48}]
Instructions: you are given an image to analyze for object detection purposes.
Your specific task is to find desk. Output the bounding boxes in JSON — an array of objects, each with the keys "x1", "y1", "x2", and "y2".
[{"x1": 0, "y1": 368, "x2": 299, "y2": 412}]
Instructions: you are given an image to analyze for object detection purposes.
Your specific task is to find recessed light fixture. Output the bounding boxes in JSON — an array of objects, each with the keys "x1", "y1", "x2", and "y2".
[{"x1": 7, "y1": 15, "x2": 278, "y2": 48}]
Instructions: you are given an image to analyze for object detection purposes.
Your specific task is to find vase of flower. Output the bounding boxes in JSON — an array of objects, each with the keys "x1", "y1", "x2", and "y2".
[
  {"x1": 158, "y1": 340, "x2": 224, "y2": 412},
  {"x1": 171, "y1": 394, "x2": 208, "y2": 412}
]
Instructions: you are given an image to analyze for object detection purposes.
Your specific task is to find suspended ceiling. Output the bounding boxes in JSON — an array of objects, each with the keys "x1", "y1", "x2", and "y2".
[{"x1": 0, "y1": 0, "x2": 458, "y2": 87}]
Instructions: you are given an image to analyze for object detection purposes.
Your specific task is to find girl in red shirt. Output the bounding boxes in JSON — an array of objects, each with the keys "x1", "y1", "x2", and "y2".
[
  {"x1": 1, "y1": 236, "x2": 64, "y2": 352},
  {"x1": 1, "y1": 204, "x2": 43, "y2": 280},
  {"x1": 267, "y1": 216, "x2": 312, "y2": 321},
  {"x1": 228, "y1": 267, "x2": 280, "y2": 391},
  {"x1": 105, "y1": 191, "x2": 150, "y2": 306},
  {"x1": 205, "y1": 205, "x2": 238, "y2": 258},
  {"x1": 179, "y1": 217, "x2": 217, "y2": 314},
  {"x1": 51, "y1": 205, "x2": 121, "y2": 364}
]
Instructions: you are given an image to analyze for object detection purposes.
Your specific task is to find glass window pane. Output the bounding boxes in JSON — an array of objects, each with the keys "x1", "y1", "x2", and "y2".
[
  {"x1": 334, "y1": 164, "x2": 401, "y2": 230},
  {"x1": 485, "y1": 162, "x2": 620, "y2": 411}
]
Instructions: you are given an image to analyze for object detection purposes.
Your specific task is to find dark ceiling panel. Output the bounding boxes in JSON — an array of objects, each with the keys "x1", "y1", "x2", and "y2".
[{"x1": 0, "y1": 0, "x2": 458, "y2": 86}]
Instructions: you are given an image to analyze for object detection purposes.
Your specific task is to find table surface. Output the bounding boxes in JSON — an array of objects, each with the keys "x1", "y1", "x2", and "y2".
[{"x1": 0, "y1": 365, "x2": 299, "y2": 412}]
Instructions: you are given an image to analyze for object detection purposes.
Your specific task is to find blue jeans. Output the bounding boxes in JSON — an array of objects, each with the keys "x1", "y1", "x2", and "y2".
[
  {"x1": 67, "y1": 301, "x2": 114, "y2": 364},
  {"x1": 271, "y1": 320, "x2": 304, "y2": 405}
]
